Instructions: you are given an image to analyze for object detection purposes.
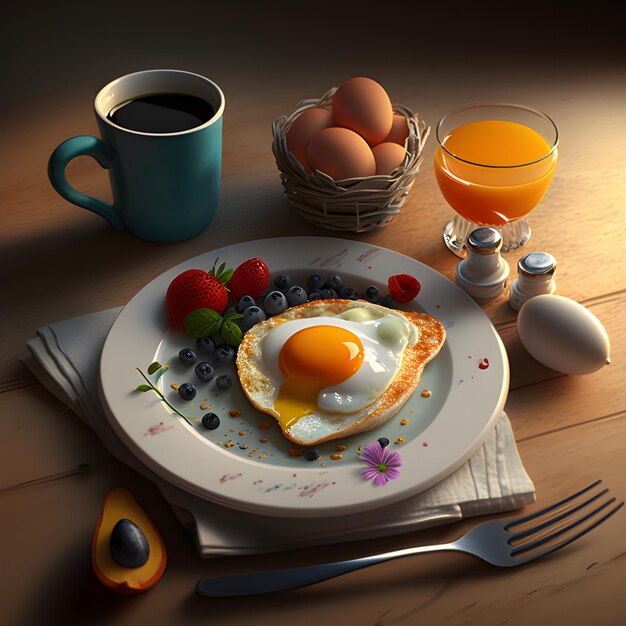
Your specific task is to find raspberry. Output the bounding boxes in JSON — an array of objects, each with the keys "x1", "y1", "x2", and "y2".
[{"x1": 388, "y1": 274, "x2": 421, "y2": 304}]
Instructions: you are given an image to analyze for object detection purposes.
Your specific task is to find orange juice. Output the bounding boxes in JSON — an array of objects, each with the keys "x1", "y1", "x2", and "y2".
[{"x1": 434, "y1": 120, "x2": 557, "y2": 225}]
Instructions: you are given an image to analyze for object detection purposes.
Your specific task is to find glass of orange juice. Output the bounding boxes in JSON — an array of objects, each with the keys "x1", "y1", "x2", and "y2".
[{"x1": 434, "y1": 103, "x2": 558, "y2": 257}]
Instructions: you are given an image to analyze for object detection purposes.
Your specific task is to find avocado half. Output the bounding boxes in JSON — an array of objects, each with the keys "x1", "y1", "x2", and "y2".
[{"x1": 92, "y1": 488, "x2": 167, "y2": 594}]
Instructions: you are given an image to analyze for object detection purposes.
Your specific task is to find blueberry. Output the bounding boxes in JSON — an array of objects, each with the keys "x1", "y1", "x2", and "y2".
[
  {"x1": 378, "y1": 294, "x2": 394, "y2": 308},
  {"x1": 286, "y1": 285, "x2": 307, "y2": 306},
  {"x1": 378, "y1": 437, "x2": 390, "y2": 448},
  {"x1": 196, "y1": 336, "x2": 216, "y2": 354},
  {"x1": 178, "y1": 348, "x2": 197, "y2": 365},
  {"x1": 365, "y1": 285, "x2": 379, "y2": 302},
  {"x1": 264, "y1": 290, "x2": 288, "y2": 316},
  {"x1": 201, "y1": 412, "x2": 220, "y2": 430},
  {"x1": 178, "y1": 383, "x2": 196, "y2": 401},
  {"x1": 194, "y1": 361, "x2": 215, "y2": 382},
  {"x1": 216, "y1": 374, "x2": 232, "y2": 390},
  {"x1": 237, "y1": 295, "x2": 256, "y2": 313},
  {"x1": 304, "y1": 449, "x2": 320, "y2": 461},
  {"x1": 214, "y1": 345, "x2": 236, "y2": 363},
  {"x1": 338, "y1": 285, "x2": 355, "y2": 299},
  {"x1": 325, "y1": 274, "x2": 343, "y2": 291},
  {"x1": 241, "y1": 305, "x2": 267, "y2": 330},
  {"x1": 274, "y1": 274, "x2": 292, "y2": 289},
  {"x1": 319, "y1": 287, "x2": 337, "y2": 299},
  {"x1": 307, "y1": 291, "x2": 323, "y2": 301},
  {"x1": 307, "y1": 273, "x2": 324, "y2": 291}
]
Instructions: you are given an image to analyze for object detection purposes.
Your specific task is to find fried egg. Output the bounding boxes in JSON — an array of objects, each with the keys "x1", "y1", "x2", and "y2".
[
  {"x1": 236, "y1": 299, "x2": 446, "y2": 446},
  {"x1": 258, "y1": 311, "x2": 416, "y2": 429}
]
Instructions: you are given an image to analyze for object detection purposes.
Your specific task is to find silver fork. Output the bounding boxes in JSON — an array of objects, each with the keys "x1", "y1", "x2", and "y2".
[{"x1": 196, "y1": 480, "x2": 623, "y2": 597}]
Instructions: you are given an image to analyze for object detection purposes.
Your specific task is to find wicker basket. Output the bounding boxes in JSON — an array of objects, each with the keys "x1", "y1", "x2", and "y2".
[{"x1": 272, "y1": 87, "x2": 429, "y2": 232}]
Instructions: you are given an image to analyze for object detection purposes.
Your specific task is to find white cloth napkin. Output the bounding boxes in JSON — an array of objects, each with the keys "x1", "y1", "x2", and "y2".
[{"x1": 21, "y1": 308, "x2": 535, "y2": 556}]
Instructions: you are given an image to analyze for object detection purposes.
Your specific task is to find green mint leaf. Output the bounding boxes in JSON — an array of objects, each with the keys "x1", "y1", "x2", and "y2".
[
  {"x1": 223, "y1": 310, "x2": 243, "y2": 321},
  {"x1": 147, "y1": 361, "x2": 162, "y2": 375},
  {"x1": 184, "y1": 308, "x2": 224, "y2": 338},
  {"x1": 220, "y1": 319, "x2": 243, "y2": 346},
  {"x1": 136, "y1": 384, "x2": 152, "y2": 392}
]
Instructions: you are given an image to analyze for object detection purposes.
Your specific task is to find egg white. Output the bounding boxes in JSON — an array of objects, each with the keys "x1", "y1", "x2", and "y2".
[{"x1": 256, "y1": 307, "x2": 418, "y2": 416}]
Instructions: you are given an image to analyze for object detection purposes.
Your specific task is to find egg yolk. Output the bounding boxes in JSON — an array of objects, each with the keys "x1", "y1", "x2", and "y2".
[{"x1": 274, "y1": 325, "x2": 364, "y2": 431}]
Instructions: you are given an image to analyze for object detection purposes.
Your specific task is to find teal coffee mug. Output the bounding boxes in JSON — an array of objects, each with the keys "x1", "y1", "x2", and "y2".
[{"x1": 48, "y1": 69, "x2": 225, "y2": 242}]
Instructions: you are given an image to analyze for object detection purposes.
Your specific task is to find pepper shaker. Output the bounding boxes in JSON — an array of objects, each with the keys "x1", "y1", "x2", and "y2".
[
  {"x1": 455, "y1": 227, "x2": 510, "y2": 302},
  {"x1": 509, "y1": 251, "x2": 557, "y2": 311}
]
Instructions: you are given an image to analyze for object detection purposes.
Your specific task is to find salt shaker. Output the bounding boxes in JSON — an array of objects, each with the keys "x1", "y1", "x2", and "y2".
[
  {"x1": 455, "y1": 227, "x2": 510, "y2": 301},
  {"x1": 509, "y1": 251, "x2": 557, "y2": 311}
]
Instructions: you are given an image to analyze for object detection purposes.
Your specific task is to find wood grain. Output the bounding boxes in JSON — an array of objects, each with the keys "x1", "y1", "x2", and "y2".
[
  {"x1": 2, "y1": 2, "x2": 625, "y2": 625},
  {"x1": 1, "y1": 403, "x2": 625, "y2": 626}
]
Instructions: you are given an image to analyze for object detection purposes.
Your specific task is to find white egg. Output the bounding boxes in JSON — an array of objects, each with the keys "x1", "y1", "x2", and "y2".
[
  {"x1": 517, "y1": 295, "x2": 611, "y2": 375},
  {"x1": 257, "y1": 310, "x2": 417, "y2": 415}
]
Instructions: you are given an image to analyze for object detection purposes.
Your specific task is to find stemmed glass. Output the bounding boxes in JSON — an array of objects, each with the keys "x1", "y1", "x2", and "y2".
[{"x1": 434, "y1": 103, "x2": 558, "y2": 257}]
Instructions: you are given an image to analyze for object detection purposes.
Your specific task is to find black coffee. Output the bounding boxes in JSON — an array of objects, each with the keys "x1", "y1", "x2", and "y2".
[{"x1": 107, "y1": 93, "x2": 215, "y2": 133}]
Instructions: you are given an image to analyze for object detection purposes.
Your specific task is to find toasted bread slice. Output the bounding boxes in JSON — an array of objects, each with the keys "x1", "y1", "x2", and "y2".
[{"x1": 236, "y1": 299, "x2": 446, "y2": 446}]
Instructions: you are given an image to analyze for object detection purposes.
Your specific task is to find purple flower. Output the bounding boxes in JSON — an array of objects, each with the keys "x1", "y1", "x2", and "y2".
[{"x1": 359, "y1": 441, "x2": 403, "y2": 486}]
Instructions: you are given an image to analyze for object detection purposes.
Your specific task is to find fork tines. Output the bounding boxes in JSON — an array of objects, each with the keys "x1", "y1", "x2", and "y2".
[{"x1": 505, "y1": 480, "x2": 624, "y2": 560}]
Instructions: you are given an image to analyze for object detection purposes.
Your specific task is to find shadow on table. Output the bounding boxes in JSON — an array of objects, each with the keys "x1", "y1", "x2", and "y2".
[
  {"x1": 4, "y1": 190, "x2": 325, "y2": 315},
  {"x1": 178, "y1": 557, "x2": 488, "y2": 623},
  {"x1": 16, "y1": 531, "x2": 132, "y2": 626}
]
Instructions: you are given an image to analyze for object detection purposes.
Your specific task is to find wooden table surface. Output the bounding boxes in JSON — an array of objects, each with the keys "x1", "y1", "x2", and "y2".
[{"x1": 3, "y1": 2, "x2": 625, "y2": 624}]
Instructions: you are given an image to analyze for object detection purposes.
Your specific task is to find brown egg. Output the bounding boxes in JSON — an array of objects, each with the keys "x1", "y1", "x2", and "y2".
[
  {"x1": 306, "y1": 127, "x2": 376, "y2": 180},
  {"x1": 286, "y1": 108, "x2": 334, "y2": 172},
  {"x1": 385, "y1": 114, "x2": 410, "y2": 146},
  {"x1": 332, "y1": 77, "x2": 393, "y2": 146},
  {"x1": 372, "y1": 142, "x2": 407, "y2": 175}
]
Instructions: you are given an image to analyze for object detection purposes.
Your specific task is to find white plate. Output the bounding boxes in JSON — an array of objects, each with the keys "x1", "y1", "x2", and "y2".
[{"x1": 99, "y1": 237, "x2": 508, "y2": 517}]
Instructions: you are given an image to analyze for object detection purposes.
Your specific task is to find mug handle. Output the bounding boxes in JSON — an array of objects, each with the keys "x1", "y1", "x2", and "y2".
[{"x1": 48, "y1": 136, "x2": 124, "y2": 230}]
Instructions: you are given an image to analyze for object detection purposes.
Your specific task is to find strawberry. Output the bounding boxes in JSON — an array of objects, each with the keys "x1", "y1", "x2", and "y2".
[
  {"x1": 227, "y1": 258, "x2": 270, "y2": 301},
  {"x1": 388, "y1": 274, "x2": 421, "y2": 304},
  {"x1": 166, "y1": 261, "x2": 231, "y2": 329}
]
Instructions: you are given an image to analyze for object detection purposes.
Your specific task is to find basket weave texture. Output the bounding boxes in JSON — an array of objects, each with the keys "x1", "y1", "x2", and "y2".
[{"x1": 272, "y1": 87, "x2": 429, "y2": 232}]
